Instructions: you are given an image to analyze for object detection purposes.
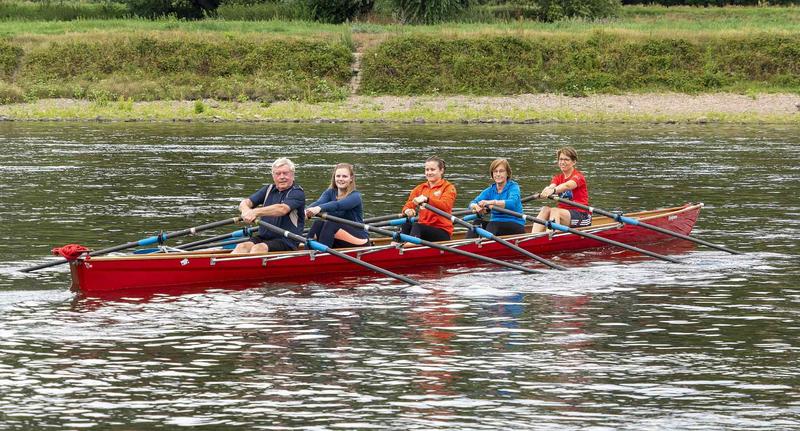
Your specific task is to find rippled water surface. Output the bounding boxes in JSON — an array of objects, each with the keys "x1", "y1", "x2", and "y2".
[{"x1": 0, "y1": 122, "x2": 798, "y2": 429}]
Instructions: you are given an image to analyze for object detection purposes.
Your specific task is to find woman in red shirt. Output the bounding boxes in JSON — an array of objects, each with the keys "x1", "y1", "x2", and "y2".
[
  {"x1": 399, "y1": 156, "x2": 457, "y2": 242},
  {"x1": 533, "y1": 147, "x2": 591, "y2": 233}
]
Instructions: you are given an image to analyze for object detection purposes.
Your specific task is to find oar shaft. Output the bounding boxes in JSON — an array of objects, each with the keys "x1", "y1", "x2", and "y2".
[
  {"x1": 492, "y1": 207, "x2": 681, "y2": 264},
  {"x1": 547, "y1": 196, "x2": 740, "y2": 254},
  {"x1": 178, "y1": 227, "x2": 256, "y2": 250},
  {"x1": 420, "y1": 203, "x2": 568, "y2": 271},
  {"x1": 317, "y1": 213, "x2": 540, "y2": 274},
  {"x1": 98, "y1": 218, "x2": 241, "y2": 254},
  {"x1": 21, "y1": 217, "x2": 242, "y2": 272},
  {"x1": 363, "y1": 213, "x2": 405, "y2": 224},
  {"x1": 256, "y1": 220, "x2": 420, "y2": 286},
  {"x1": 185, "y1": 236, "x2": 252, "y2": 251}
]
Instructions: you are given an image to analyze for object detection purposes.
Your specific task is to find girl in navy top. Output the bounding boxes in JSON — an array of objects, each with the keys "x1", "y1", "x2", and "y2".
[
  {"x1": 468, "y1": 158, "x2": 526, "y2": 237},
  {"x1": 305, "y1": 163, "x2": 370, "y2": 248}
]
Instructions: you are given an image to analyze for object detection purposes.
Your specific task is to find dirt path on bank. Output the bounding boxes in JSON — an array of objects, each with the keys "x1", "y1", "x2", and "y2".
[
  {"x1": 347, "y1": 93, "x2": 800, "y2": 118},
  {"x1": 1, "y1": 93, "x2": 798, "y2": 123}
]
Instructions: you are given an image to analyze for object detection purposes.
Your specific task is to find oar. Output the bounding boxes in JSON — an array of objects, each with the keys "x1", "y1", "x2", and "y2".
[
  {"x1": 363, "y1": 213, "x2": 408, "y2": 224},
  {"x1": 381, "y1": 213, "x2": 483, "y2": 228},
  {"x1": 255, "y1": 220, "x2": 420, "y2": 286},
  {"x1": 20, "y1": 217, "x2": 242, "y2": 272},
  {"x1": 167, "y1": 224, "x2": 320, "y2": 254},
  {"x1": 176, "y1": 227, "x2": 257, "y2": 251},
  {"x1": 185, "y1": 236, "x2": 252, "y2": 251},
  {"x1": 314, "y1": 213, "x2": 541, "y2": 274},
  {"x1": 420, "y1": 203, "x2": 568, "y2": 271},
  {"x1": 491, "y1": 207, "x2": 682, "y2": 264},
  {"x1": 545, "y1": 195, "x2": 741, "y2": 255}
]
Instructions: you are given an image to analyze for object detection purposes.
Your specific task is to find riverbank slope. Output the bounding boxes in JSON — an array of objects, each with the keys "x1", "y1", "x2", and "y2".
[{"x1": 1, "y1": 8, "x2": 799, "y2": 124}]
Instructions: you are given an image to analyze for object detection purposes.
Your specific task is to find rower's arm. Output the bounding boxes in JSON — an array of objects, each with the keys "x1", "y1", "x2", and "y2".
[
  {"x1": 553, "y1": 180, "x2": 578, "y2": 194},
  {"x1": 239, "y1": 198, "x2": 290, "y2": 222}
]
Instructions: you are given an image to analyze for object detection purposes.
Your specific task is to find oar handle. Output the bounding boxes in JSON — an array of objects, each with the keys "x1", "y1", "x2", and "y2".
[
  {"x1": 492, "y1": 206, "x2": 681, "y2": 264},
  {"x1": 255, "y1": 220, "x2": 420, "y2": 286},
  {"x1": 363, "y1": 213, "x2": 405, "y2": 224},
  {"x1": 547, "y1": 196, "x2": 740, "y2": 255}
]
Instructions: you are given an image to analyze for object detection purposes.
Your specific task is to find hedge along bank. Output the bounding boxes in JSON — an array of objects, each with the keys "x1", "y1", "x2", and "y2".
[
  {"x1": 0, "y1": 33, "x2": 353, "y2": 104},
  {"x1": 358, "y1": 32, "x2": 800, "y2": 96}
]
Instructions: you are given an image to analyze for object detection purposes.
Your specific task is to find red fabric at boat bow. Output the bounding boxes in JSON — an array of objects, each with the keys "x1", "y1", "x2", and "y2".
[{"x1": 51, "y1": 244, "x2": 90, "y2": 260}]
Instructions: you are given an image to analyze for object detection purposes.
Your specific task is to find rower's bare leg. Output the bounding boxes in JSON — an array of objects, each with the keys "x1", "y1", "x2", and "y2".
[
  {"x1": 532, "y1": 207, "x2": 551, "y2": 233},
  {"x1": 232, "y1": 241, "x2": 255, "y2": 254},
  {"x1": 250, "y1": 243, "x2": 269, "y2": 253},
  {"x1": 552, "y1": 208, "x2": 572, "y2": 228},
  {"x1": 334, "y1": 229, "x2": 369, "y2": 246}
]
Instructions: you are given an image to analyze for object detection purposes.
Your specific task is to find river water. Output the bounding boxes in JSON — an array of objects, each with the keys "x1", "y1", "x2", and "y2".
[{"x1": 0, "y1": 122, "x2": 798, "y2": 429}]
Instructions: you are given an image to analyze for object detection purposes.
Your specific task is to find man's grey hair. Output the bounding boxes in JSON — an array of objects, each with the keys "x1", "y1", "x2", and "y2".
[{"x1": 271, "y1": 157, "x2": 295, "y2": 173}]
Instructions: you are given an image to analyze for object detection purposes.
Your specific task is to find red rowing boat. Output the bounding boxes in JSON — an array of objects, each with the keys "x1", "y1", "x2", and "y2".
[{"x1": 69, "y1": 203, "x2": 702, "y2": 294}]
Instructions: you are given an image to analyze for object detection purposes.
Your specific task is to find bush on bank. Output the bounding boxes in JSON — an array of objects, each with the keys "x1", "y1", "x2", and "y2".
[
  {"x1": 0, "y1": 40, "x2": 23, "y2": 79},
  {"x1": 359, "y1": 32, "x2": 800, "y2": 95},
  {"x1": 482, "y1": 0, "x2": 621, "y2": 22},
  {"x1": 2, "y1": 34, "x2": 352, "y2": 103}
]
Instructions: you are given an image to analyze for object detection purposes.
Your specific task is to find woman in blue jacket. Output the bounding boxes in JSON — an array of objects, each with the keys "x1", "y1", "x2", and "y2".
[
  {"x1": 468, "y1": 158, "x2": 526, "y2": 237},
  {"x1": 305, "y1": 163, "x2": 370, "y2": 248}
]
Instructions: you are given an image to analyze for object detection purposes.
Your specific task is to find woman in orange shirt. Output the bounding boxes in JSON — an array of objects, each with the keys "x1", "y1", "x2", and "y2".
[{"x1": 399, "y1": 156, "x2": 457, "y2": 242}]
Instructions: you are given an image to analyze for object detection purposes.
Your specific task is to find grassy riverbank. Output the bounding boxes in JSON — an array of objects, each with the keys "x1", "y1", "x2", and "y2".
[
  {"x1": 2, "y1": 29, "x2": 798, "y2": 103},
  {"x1": 0, "y1": 6, "x2": 798, "y2": 123}
]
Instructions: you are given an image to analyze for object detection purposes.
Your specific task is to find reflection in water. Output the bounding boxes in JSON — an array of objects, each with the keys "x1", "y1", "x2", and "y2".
[{"x1": 0, "y1": 122, "x2": 798, "y2": 428}]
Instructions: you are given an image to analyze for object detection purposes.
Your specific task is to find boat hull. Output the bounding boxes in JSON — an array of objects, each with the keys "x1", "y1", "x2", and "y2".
[{"x1": 70, "y1": 204, "x2": 702, "y2": 294}]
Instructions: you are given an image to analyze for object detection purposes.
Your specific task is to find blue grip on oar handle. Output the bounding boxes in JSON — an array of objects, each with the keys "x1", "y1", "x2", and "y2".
[
  {"x1": 388, "y1": 216, "x2": 417, "y2": 226},
  {"x1": 137, "y1": 234, "x2": 162, "y2": 246},
  {"x1": 398, "y1": 234, "x2": 423, "y2": 245},
  {"x1": 547, "y1": 221, "x2": 570, "y2": 232},
  {"x1": 463, "y1": 214, "x2": 478, "y2": 222},
  {"x1": 307, "y1": 240, "x2": 329, "y2": 253},
  {"x1": 231, "y1": 228, "x2": 252, "y2": 238},
  {"x1": 474, "y1": 227, "x2": 493, "y2": 239},
  {"x1": 617, "y1": 215, "x2": 639, "y2": 225}
]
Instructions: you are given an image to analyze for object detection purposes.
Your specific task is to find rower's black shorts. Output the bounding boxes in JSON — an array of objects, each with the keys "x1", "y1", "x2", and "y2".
[
  {"x1": 251, "y1": 237, "x2": 295, "y2": 252},
  {"x1": 569, "y1": 210, "x2": 592, "y2": 227}
]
